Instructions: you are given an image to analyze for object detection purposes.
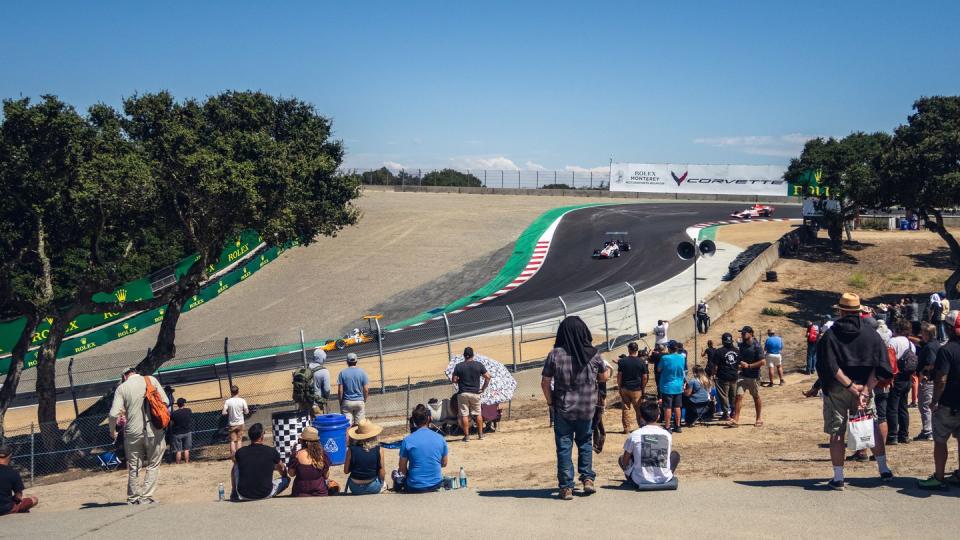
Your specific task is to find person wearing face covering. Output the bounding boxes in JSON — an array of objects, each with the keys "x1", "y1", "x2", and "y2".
[{"x1": 541, "y1": 316, "x2": 611, "y2": 501}]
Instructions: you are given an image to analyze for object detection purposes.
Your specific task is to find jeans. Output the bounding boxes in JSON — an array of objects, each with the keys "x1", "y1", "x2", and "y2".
[
  {"x1": 919, "y1": 380, "x2": 934, "y2": 434},
  {"x1": 805, "y1": 343, "x2": 817, "y2": 374},
  {"x1": 346, "y1": 477, "x2": 382, "y2": 495},
  {"x1": 696, "y1": 314, "x2": 710, "y2": 334},
  {"x1": 887, "y1": 380, "x2": 911, "y2": 440},
  {"x1": 553, "y1": 415, "x2": 595, "y2": 489},
  {"x1": 716, "y1": 380, "x2": 736, "y2": 417}
]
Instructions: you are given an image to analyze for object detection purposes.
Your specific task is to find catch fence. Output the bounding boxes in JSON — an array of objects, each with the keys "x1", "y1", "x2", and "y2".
[{"x1": 347, "y1": 167, "x2": 611, "y2": 191}]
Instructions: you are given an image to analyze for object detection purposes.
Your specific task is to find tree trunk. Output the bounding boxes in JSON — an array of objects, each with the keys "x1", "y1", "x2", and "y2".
[
  {"x1": 0, "y1": 311, "x2": 39, "y2": 438},
  {"x1": 923, "y1": 208, "x2": 960, "y2": 297},
  {"x1": 35, "y1": 308, "x2": 78, "y2": 456},
  {"x1": 136, "y1": 289, "x2": 190, "y2": 375}
]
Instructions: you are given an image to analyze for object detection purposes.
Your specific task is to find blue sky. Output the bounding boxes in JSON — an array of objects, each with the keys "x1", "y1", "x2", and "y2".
[{"x1": 2, "y1": 1, "x2": 958, "y2": 171}]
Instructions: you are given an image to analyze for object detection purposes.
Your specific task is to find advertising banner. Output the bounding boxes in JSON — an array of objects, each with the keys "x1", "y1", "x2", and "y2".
[{"x1": 609, "y1": 163, "x2": 789, "y2": 197}]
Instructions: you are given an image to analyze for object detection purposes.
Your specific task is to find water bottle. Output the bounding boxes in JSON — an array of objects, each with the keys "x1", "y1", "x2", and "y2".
[
  {"x1": 218, "y1": 482, "x2": 225, "y2": 501},
  {"x1": 459, "y1": 466, "x2": 467, "y2": 488}
]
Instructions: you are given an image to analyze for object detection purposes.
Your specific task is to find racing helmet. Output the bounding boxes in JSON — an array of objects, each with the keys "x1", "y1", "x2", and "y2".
[{"x1": 721, "y1": 332, "x2": 734, "y2": 346}]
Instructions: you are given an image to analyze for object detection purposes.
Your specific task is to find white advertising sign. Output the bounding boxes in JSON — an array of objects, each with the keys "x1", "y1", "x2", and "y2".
[{"x1": 609, "y1": 163, "x2": 788, "y2": 197}]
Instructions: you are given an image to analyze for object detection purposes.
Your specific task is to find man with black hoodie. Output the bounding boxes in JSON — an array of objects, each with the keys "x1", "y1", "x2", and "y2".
[
  {"x1": 713, "y1": 333, "x2": 740, "y2": 421},
  {"x1": 816, "y1": 293, "x2": 894, "y2": 490}
]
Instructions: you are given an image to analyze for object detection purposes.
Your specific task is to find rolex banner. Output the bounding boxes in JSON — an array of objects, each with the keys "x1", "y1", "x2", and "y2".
[{"x1": 609, "y1": 163, "x2": 789, "y2": 197}]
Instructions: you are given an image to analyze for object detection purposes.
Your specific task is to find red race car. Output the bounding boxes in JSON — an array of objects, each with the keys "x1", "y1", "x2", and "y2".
[{"x1": 730, "y1": 204, "x2": 775, "y2": 219}]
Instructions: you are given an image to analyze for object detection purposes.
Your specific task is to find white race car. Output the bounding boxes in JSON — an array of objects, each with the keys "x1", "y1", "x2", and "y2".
[
  {"x1": 730, "y1": 204, "x2": 775, "y2": 219},
  {"x1": 592, "y1": 232, "x2": 631, "y2": 259}
]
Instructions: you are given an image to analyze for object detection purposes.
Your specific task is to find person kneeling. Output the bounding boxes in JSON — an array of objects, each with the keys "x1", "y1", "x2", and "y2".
[
  {"x1": 231, "y1": 423, "x2": 290, "y2": 501},
  {"x1": 395, "y1": 405, "x2": 448, "y2": 493},
  {"x1": 619, "y1": 401, "x2": 680, "y2": 488}
]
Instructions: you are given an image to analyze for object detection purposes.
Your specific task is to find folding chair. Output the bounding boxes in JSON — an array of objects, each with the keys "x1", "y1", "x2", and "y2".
[{"x1": 96, "y1": 451, "x2": 121, "y2": 471}]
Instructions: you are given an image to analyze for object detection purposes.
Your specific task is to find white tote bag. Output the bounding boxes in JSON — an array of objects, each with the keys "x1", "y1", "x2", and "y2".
[{"x1": 846, "y1": 410, "x2": 876, "y2": 451}]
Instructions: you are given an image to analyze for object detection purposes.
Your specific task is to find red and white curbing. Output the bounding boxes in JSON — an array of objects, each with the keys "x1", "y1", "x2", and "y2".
[{"x1": 686, "y1": 217, "x2": 799, "y2": 240}]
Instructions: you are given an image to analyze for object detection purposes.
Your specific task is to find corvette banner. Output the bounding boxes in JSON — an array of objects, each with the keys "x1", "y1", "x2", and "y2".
[{"x1": 609, "y1": 163, "x2": 789, "y2": 197}]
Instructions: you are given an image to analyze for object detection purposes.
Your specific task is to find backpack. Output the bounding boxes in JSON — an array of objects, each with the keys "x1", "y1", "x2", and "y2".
[
  {"x1": 292, "y1": 366, "x2": 319, "y2": 406},
  {"x1": 897, "y1": 345, "x2": 919, "y2": 374},
  {"x1": 143, "y1": 375, "x2": 170, "y2": 430}
]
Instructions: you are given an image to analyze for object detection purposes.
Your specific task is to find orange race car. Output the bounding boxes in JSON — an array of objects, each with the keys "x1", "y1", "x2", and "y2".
[{"x1": 319, "y1": 314, "x2": 385, "y2": 351}]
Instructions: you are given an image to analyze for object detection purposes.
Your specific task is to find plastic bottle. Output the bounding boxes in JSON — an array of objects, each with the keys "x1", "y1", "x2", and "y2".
[
  {"x1": 459, "y1": 466, "x2": 467, "y2": 488},
  {"x1": 218, "y1": 482, "x2": 225, "y2": 501}
]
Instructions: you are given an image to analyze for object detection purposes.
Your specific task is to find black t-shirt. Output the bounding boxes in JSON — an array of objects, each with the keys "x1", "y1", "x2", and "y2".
[
  {"x1": 0, "y1": 464, "x2": 24, "y2": 515},
  {"x1": 918, "y1": 340, "x2": 941, "y2": 377},
  {"x1": 453, "y1": 361, "x2": 487, "y2": 394},
  {"x1": 170, "y1": 407, "x2": 193, "y2": 435},
  {"x1": 235, "y1": 444, "x2": 281, "y2": 500},
  {"x1": 715, "y1": 346, "x2": 741, "y2": 382},
  {"x1": 617, "y1": 356, "x2": 648, "y2": 391},
  {"x1": 739, "y1": 341, "x2": 763, "y2": 379},
  {"x1": 935, "y1": 339, "x2": 960, "y2": 409}
]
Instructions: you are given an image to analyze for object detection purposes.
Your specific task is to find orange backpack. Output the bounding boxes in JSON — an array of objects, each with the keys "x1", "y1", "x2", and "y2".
[{"x1": 143, "y1": 375, "x2": 171, "y2": 430}]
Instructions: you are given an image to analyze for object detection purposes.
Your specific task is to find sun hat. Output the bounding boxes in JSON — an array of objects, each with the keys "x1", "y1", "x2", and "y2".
[
  {"x1": 300, "y1": 426, "x2": 319, "y2": 442},
  {"x1": 945, "y1": 310, "x2": 960, "y2": 331},
  {"x1": 347, "y1": 419, "x2": 383, "y2": 440},
  {"x1": 834, "y1": 292, "x2": 862, "y2": 312}
]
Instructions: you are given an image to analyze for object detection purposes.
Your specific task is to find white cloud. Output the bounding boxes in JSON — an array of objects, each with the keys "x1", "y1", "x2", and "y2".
[
  {"x1": 524, "y1": 161, "x2": 546, "y2": 170},
  {"x1": 692, "y1": 133, "x2": 825, "y2": 158},
  {"x1": 563, "y1": 164, "x2": 610, "y2": 173},
  {"x1": 449, "y1": 156, "x2": 521, "y2": 170},
  {"x1": 382, "y1": 161, "x2": 408, "y2": 170}
]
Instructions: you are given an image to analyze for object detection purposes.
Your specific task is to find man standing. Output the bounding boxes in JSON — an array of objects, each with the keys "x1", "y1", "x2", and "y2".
[
  {"x1": 887, "y1": 319, "x2": 917, "y2": 444},
  {"x1": 541, "y1": 316, "x2": 610, "y2": 500},
  {"x1": 764, "y1": 329, "x2": 785, "y2": 386},
  {"x1": 222, "y1": 385, "x2": 249, "y2": 457},
  {"x1": 817, "y1": 293, "x2": 893, "y2": 490},
  {"x1": 310, "y1": 349, "x2": 332, "y2": 404},
  {"x1": 805, "y1": 321, "x2": 819, "y2": 375},
  {"x1": 654, "y1": 320, "x2": 670, "y2": 347},
  {"x1": 731, "y1": 326, "x2": 763, "y2": 427},
  {"x1": 657, "y1": 341, "x2": 687, "y2": 433},
  {"x1": 714, "y1": 333, "x2": 740, "y2": 421},
  {"x1": 338, "y1": 353, "x2": 369, "y2": 426},
  {"x1": 0, "y1": 445, "x2": 38, "y2": 515},
  {"x1": 452, "y1": 347, "x2": 491, "y2": 442},
  {"x1": 231, "y1": 423, "x2": 289, "y2": 500},
  {"x1": 696, "y1": 300, "x2": 710, "y2": 334},
  {"x1": 170, "y1": 398, "x2": 193, "y2": 465},
  {"x1": 109, "y1": 367, "x2": 169, "y2": 504},
  {"x1": 906, "y1": 296, "x2": 921, "y2": 336},
  {"x1": 914, "y1": 322, "x2": 940, "y2": 441},
  {"x1": 617, "y1": 342, "x2": 649, "y2": 433},
  {"x1": 918, "y1": 311, "x2": 960, "y2": 489}
]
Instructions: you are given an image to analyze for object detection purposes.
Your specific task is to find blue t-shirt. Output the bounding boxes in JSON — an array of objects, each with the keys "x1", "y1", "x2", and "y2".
[
  {"x1": 658, "y1": 353, "x2": 686, "y2": 395},
  {"x1": 337, "y1": 367, "x2": 369, "y2": 401},
  {"x1": 399, "y1": 427, "x2": 448, "y2": 489},
  {"x1": 764, "y1": 336, "x2": 783, "y2": 355},
  {"x1": 686, "y1": 378, "x2": 710, "y2": 403}
]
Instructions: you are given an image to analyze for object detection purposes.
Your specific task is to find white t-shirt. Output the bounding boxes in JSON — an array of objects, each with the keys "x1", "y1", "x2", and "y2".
[
  {"x1": 888, "y1": 335, "x2": 915, "y2": 359},
  {"x1": 623, "y1": 424, "x2": 673, "y2": 485},
  {"x1": 222, "y1": 396, "x2": 249, "y2": 427},
  {"x1": 654, "y1": 322, "x2": 669, "y2": 345}
]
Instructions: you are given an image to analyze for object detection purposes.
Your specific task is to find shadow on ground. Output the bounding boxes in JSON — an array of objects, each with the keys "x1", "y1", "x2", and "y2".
[
  {"x1": 909, "y1": 247, "x2": 953, "y2": 270},
  {"x1": 476, "y1": 487, "x2": 556, "y2": 499},
  {"x1": 735, "y1": 475, "x2": 955, "y2": 496},
  {"x1": 789, "y1": 238, "x2": 874, "y2": 265}
]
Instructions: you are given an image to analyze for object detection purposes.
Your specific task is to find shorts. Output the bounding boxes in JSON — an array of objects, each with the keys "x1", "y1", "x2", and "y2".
[
  {"x1": 736, "y1": 378, "x2": 760, "y2": 399},
  {"x1": 873, "y1": 388, "x2": 889, "y2": 423},
  {"x1": 458, "y1": 393, "x2": 482, "y2": 417},
  {"x1": 660, "y1": 393, "x2": 682, "y2": 409},
  {"x1": 765, "y1": 353, "x2": 782, "y2": 368},
  {"x1": 933, "y1": 407, "x2": 960, "y2": 444},
  {"x1": 822, "y1": 385, "x2": 877, "y2": 435},
  {"x1": 229, "y1": 424, "x2": 245, "y2": 442},
  {"x1": 172, "y1": 433, "x2": 192, "y2": 452}
]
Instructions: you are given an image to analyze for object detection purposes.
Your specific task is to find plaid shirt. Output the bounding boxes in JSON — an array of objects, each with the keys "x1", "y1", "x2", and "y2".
[{"x1": 542, "y1": 347, "x2": 605, "y2": 421}]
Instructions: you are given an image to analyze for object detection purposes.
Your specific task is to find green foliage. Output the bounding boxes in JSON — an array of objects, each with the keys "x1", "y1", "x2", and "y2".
[
  {"x1": 540, "y1": 183, "x2": 572, "y2": 190},
  {"x1": 760, "y1": 306, "x2": 787, "y2": 317},
  {"x1": 421, "y1": 168, "x2": 482, "y2": 187},
  {"x1": 847, "y1": 272, "x2": 868, "y2": 289}
]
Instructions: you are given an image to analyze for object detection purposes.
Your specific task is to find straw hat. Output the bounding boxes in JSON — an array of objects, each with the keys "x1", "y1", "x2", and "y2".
[
  {"x1": 300, "y1": 426, "x2": 319, "y2": 442},
  {"x1": 833, "y1": 292, "x2": 861, "y2": 312},
  {"x1": 347, "y1": 419, "x2": 383, "y2": 440}
]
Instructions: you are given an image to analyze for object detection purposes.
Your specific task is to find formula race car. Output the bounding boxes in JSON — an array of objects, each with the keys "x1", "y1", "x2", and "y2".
[
  {"x1": 592, "y1": 232, "x2": 631, "y2": 259},
  {"x1": 730, "y1": 204, "x2": 775, "y2": 219},
  {"x1": 319, "y1": 314, "x2": 385, "y2": 351}
]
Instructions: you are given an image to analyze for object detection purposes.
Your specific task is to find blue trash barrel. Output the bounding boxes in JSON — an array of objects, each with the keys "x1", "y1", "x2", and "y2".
[
  {"x1": 313, "y1": 414, "x2": 351, "y2": 465},
  {"x1": 900, "y1": 218, "x2": 909, "y2": 230}
]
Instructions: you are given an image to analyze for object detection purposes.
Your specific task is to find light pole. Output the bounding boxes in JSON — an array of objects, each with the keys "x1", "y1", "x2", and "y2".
[{"x1": 677, "y1": 238, "x2": 716, "y2": 362}]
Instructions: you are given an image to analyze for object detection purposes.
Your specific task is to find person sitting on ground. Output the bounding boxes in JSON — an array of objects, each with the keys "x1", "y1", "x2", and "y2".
[
  {"x1": 683, "y1": 365, "x2": 713, "y2": 426},
  {"x1": 0, "y1": 445, "x2": 37, "y2": 516},
  {"x1": 617, "y1": 342, "x2": 649, "y2": 433},
  {"x1": 170, "y1": 398, "x2": 193, "y2": 465},
  {"x1": 287, "y1": 426, "x2": 333, "y2": 496},
  {"x1": 763, "y1": 328, "x2": 785, "y2": 387},
  {"x1": 344, "y1": 420, "x2": 386, "y2": 495},
  {"x1": 396, "y1": 404, "x2": 448, "y2": 493},
  {"x1": 619, "y1": 402, "x2": 680, "y2": 488},
  {"x1": 657, "y1": 341, "x2": 687, "y2": 433},
  {"x1": 231, "y1": 423, "x2": 289, "y2": 501}
]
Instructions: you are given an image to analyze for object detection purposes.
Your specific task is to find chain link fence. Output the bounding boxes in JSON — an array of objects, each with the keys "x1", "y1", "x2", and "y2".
[{"x1": 346, "y1": 167, "x2": 610, "y2": 191}]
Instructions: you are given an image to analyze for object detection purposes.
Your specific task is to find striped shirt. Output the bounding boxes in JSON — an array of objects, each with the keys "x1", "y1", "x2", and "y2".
[{"x1": 542, "y1": 347, "x2": 606, "y2": 421}]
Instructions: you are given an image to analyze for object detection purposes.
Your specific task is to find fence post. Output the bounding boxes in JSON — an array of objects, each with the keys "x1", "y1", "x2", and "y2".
[
  {"x1": 224, "y1": 337, "x2": 234, "y2": 389},
  {"x1": 590, "y1": 171, "x2": 593, "y2": 188},
  {"x1": 572, "y1": 171, "x2": 576, "y2": 188},
  {"x1": 501, "y1": 170, "x2": 504, "y2": 188},
  {"x1": 67, "y1": 357, "x2": 79, "y2": 419},
  {"x1": 624, "y1": 282, "x2": 641, "y2": 340},
  {"x1": 30, "y1": 422, "x2": 35, "y2": 487},
  {"x1": 505, "y1": 306, "x2": 517, "y2": 372},
  {"x1": 483, "y1": 170, "x2": 487, "y2": 187},
  {"x1": 213, "y1": 364, "x2": 224, "y2": 399},
  {"x1": 596, "y1": 290, "x2": 610, "y2": 348},
  {"x1": 406, "y1": 376, "x2": 411, "y2": 419},
  {"x1": 299, "y1": 329, "x2": 308, "y2": 368},
  {"x1": 442, "y1": 313, "x2": 453, "y2": 362},
  {"x1": 558, "y1": 296, "x2": 568, "y2": 318},
  {"x1": 517, "y1": 170, "x2": 521, "y2": 189},
  {"x1": 374, "y1": 317, "x2": 386, "y2": 394},
  {"x1": 536, "y1": 170, "x2": 539, "y2": 189},
  {"x1": 418, "y1": 169, "x2": 422, "y2": 187}
]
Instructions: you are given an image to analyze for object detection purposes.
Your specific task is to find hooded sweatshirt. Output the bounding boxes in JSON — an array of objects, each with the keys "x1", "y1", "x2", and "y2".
[{"x1": 816, "y1": 314, "x2": 891, "y2": 391}]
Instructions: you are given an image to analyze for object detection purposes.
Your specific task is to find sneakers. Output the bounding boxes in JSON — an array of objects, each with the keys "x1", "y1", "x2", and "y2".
[
  {"x1": 880, "y1": 471, "x2": 894, "y2": 482},
  {"x1": 897, "y1": 437, "x2": 911, "y2": 445},
  {"x1": 672, "y1": 426, "x2": 683, "y2": 434},
  {"x1": 885, "y1": 437, "x2": 898, "y2": 446},
  {"x1": 846, "y1": 452, "x2": 868, "y2": 462},
  {"x1": 913, "y1": 431, "x2": 933, "y2": 441},
  {"x1": 828, "y1": 479, "x2": 845, "y2": 491},
  {"x1": 559, "y1": 488, "x2": 574, "y2": 500},
  {"x1": 582, "y1": 479, "x2": 597, "y2": 495},
  {"x1": 918, "y1": 475, "x2": 948, "y2": 491}
]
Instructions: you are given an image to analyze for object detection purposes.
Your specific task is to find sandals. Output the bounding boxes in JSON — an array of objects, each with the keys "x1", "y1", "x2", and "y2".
[
  {"x1": 918, "y1": 475, "x2": 949, "y2": 490},
  {"x1": 754, "y1": 420, "x2": 765, "y2": 428}
]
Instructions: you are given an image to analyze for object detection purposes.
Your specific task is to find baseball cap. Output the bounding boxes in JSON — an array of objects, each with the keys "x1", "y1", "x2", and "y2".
[
  {"x1": 945, "y1": 310, "x2": 960, "y2": 331},
  {"x1": 739, "y1": 326, "x2": 754, "y2": 334},
  {"x1": 667, "y1": 340, "x2": 679, "y2": 351},
  {"x1": 346, "y1": 352, "x2": 358, "y2": 364},
  {"x1": 0, "y1": 445, "x2": 11, "y2": 458},
  {"x1": 721, "y1": 332, "x2": 734, "y2": 345}
]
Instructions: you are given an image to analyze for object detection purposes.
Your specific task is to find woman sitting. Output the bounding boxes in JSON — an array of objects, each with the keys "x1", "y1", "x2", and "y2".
[
  {"x1": 287, "y1": 427, "x2": 331, "y2": 496},
  {"x1": 682, "y1": 365, "x2": 714, "y2": 427},
  {"x1": 344, "y1": 420, "x2": 385, "y2": 495}
]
